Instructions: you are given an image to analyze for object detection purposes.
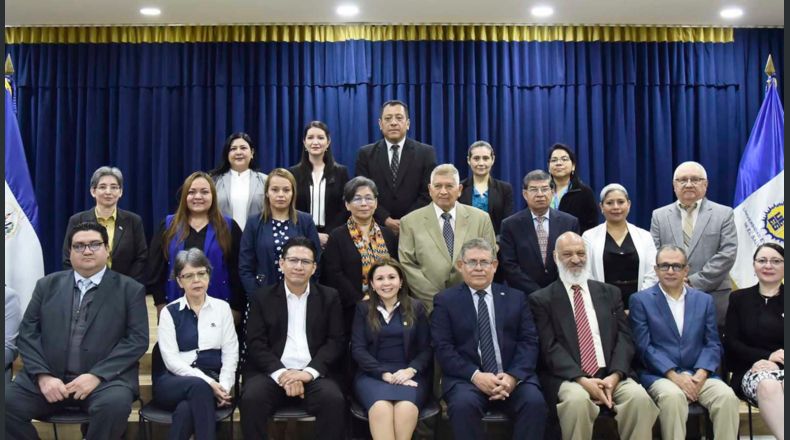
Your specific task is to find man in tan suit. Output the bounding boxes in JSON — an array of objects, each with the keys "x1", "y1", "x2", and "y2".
[{"x1": 399, "y1": 164, "x2": 497, "y2": 312}]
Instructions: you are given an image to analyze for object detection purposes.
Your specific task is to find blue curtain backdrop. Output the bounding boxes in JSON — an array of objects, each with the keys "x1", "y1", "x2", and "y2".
[{"x1": 6, "y1": 27, "x2": 783, "y2": 273}]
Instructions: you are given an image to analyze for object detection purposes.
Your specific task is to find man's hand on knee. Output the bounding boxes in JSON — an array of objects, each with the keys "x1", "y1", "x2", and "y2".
[
  {"x1": 37, "y1": 374, "x2": 69, "y2": 403},
  {"x1": 65, "y1": 373, "x2": 101, "y2": 400}
]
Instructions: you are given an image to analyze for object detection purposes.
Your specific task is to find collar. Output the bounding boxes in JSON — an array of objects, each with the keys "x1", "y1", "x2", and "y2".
[
  {"x1": 560, "y1": 279, "x2": 590, "y2": 297},
  {"x1": 94, "y1": 207, "x2": 117, "y2": 221},
  {"x1": 285, "y1": 281, "x2": 311, "y2": 300},
  {"x1": 73, "y1": 266, "x2": 108, "y2": 288},
  {"x1": 433, "y1": 203, "x2": 457, "y2": 220},
  {"x1": 230, "y1": 169, "x2": 251, "y2": 178},
  {"x1": 385, "y1": 139, "x2": 406, "y2": 150},
  {"x1": 175, "y1": 293, "x2": 213, "y2": 311},
  {"x1": 530, "y1": 209, "x2": 550, "y2": 221},
  {"x1": 376, "y1": 301, "x2": 401, "y2": 318},
  {"x1": 677, "y1": 199, "x2": 701, "y2": 211},
  {"x1": 467, "y1": 285, "x2": 493, "y2": 297},
  {"x1": 658, "y1": 284, "x2": 687, "y2": 303}
]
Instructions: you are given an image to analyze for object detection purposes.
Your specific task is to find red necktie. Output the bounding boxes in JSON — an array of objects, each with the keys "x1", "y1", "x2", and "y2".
[{"x1": 572, "y1": 285, "x2": 599, "y2": 377}]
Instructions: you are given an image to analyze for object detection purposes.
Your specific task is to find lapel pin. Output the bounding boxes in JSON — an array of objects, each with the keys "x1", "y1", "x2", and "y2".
[
  {"x1": 210, "y1": 322, "x2": 216, "y2": 327},
  {"x1": 403, "y1": 321, "x2": 408, "y2": 325},
  {"x1": 499, "y1": 292, "x2": 505, "y2": 296}
]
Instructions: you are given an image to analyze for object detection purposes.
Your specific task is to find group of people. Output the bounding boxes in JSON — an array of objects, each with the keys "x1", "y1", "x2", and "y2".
[{"x1": 4, "y1": 99, "x2": 783, "y2": 440}]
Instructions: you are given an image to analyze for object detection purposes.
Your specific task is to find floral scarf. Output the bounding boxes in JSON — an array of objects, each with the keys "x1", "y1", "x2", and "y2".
[{"x1": 347, "y1": 217, "x2": 390, "y2": 289}]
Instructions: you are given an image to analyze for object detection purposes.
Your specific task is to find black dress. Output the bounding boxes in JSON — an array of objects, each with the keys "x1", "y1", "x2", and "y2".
[{"x1": 602, "y1": 232, "x2": 639, "y2": 308}]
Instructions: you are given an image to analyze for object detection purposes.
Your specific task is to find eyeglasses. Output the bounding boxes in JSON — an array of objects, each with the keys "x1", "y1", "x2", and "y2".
[
  {"x1": 462, "y1": 259, "x2": 494, "y2": 269},
  {"x1": 179, "y1": 270, "x2": 210, "y2": 281},
  {"x1": 549, "y1": 156, "x2": 571, "y2": 164},
  {"x1": 755, "y1": 258, "x2": 784, "y2": 266},
  {"x1": 674, "y1": 177, "x2": 706, "y2": 186},
  {"x1": 71, "y1": 241, "x2": 105, "y2": 253},
  {"x1": 382, "y1": 115, "x2": 407, "y2": 123},
  {"x1": 350, "y1": 196, "x2": 376, "y2": 205},
  {"x1": 656, "y1": 263, "x2": 687, "y2": 272},
  {"x1": 283, "y1": 257, "x2": 315, "y2": 267},
  {"x1": 95, "y1": 185, "x2": 121, "y2": 192},
  {"x1": 526, "y1": 186, "x2": 552, "y2": 195}
]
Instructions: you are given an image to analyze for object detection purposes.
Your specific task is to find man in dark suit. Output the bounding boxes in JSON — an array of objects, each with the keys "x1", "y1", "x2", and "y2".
[
  {"x1": 240, "y1": 236, "x2": 346, "y2": 440},
  {"x1": 431, "y1": 237, "x2": 547, "y2": 440},
  {"x1": 6, "y1": 222, "x2": 149, "y2": 439},
  {"x1": 63, "y1": 166, "x2": 148, "y2": 283},
  {"x1": 529, "y1": 232, "x2": 657, "y2": 440},
  {"x1": 355, "y1": 100, "x2": 437, "y2": 234},
  {"x1": 500, "y1": 169, "x2": 580, "y2": 295}
]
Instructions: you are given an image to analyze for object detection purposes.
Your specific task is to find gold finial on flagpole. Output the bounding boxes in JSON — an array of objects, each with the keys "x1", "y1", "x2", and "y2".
[
  {"x1": 764, "y1": 54, "x2": 775, "y2": 77},
  {"x1": 5, "y1": 54, "x2": 14, "y2": 76}
]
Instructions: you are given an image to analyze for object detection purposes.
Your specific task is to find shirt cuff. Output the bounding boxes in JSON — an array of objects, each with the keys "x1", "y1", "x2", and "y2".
[
  {"x1": 270, "y1": 368, "x2": 287, "y2": 384},
  {"x1": 470, "y1": 369, "x2": 480, "y2": 382},
  {"x1": 304, "y1": 367, "x2": 320, "y2": 380}
]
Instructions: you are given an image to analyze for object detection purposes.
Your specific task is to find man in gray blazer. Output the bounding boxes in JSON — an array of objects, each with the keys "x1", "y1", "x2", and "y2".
[
  {"x1": 650, "y1": 161, "x2": 737, "y2": 327},
  {"x1": 6, "y1": 222, "x2": 149, "y2": 440}
]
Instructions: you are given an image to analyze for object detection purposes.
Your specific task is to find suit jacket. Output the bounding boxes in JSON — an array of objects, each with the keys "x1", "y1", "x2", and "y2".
[
  {"x1": 459, "y1": 176, "x2": 514, "y2": 236},
  {"x1": 582, "y1": 222, "x2": 658, "y2": 291},
  {"x1": 628, "y1": 284, "x2": 722, "y2": 388},
  {"x1": 650, "y1": 198, "x2": 737, "y2": 293},
  {"x1": 398, "y1": 203, "x2": 497, "y2": 311},
  {"x1": 14, "y1": 269, "x2": 149, "y2": 395},
  {"x1": 431, "y1": 282, "x2": 540, "y2": 396},
  {"x1": 351, "y1": 300, "x2": 432, "y2": 378},
  {"x1": 62, "y1": 208, "x2": 148, "y2": 283},
  {"x1": 320, "y1": 223, "x2": 398, "y2": 332},
  {"x1": 355, "y1": 138, "x2": 437, "y2": 223},
  {"x1": 289, "y1": 164, "x2": 350, "y2": 232},
  {"x1": 499, "y1": 208, "x2": 580, "y2": 295},
  {"x1": 244, "y1": 281, "x2": 345, "y2": 379},
  {"x1": 528, "y1": 280, "x2": 635, "y2": 404},
  {"x1": 213, "y1": 170, "x2": 268, "y2": 224}
]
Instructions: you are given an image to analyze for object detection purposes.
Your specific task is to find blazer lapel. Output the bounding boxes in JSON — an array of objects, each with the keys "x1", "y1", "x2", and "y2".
[
  {"x1": 681, "y1": 289, "x2": 696, "y2": 340},
  {"x1": 375, "y1": 141, "x2": 394, "y2": 190},
  {"x1": 522, "y1": 214, "x2": 543, "y2": 264},
  {"x1": 423, "y1": 208, "x2": 451, "y2": 263},
  {"x1": 305, "y1": 284, "x2": 320, "y2": 351},
  {"x1": 453, "y1": 206, "x2": 470, "y2": 261},
  {"x1": 688, "y1": 201, "x2": 712, "y2": 254},
  {"x1": 216, "y1": 174, "x2": 232, "y2": 215},
  {"x1": 552, "y1": 283, "x2": 581, "y2": 364},
  {"x1": 247, "y1": 173, "x2": 261, "y2": 212},
  {"x1": 589, "y1": 285, "x2": 613, "y2": 364},
  {"x1": 394, "y1": 141, "x2": 413, "y2": 188},
  {"x1": 112, "y1": 211, "x2": 127, "y2": 253},
  {"x1": 668, "y1": 205, "x2": 685, "y2": 248},
  {"x1": 653, "y1": 287, "x2": 681, "y2": 340},
  {"x1": 52, "y1": 272, "x2": 76, "y2": 347},
  {"x1": 491, "y1": 285, "x2": 506, "y2": 352}
]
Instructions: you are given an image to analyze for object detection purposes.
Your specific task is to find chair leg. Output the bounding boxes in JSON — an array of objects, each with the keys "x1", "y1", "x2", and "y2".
[
  {"x1": 52, "y1": 423, "x2": 59, "y2": 440},
  {"x1": 747, "y1": 403, "x2": 754, "y2": 440}
]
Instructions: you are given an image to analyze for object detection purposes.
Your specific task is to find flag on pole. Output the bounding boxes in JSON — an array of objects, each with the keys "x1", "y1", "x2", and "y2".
[
  {"x1": 730, "y1": 56, "x2": 784, "y2": 289},
  {"x1": 5, "y1": 78, "x2": 45, "y2": 312}
]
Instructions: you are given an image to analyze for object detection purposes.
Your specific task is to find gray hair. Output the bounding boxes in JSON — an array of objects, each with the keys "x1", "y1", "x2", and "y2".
[
  {"x1": 430, "y1": 164, "x2": 460, "y2": 185},
  {"x1": 90, "y1": 166, "x2": 124, "y2": 189},
  {"x1": 173, "y1": 248, "x2": 213, "y2": 279},
  {"x1": 673, "y1": 161, "x2": 708, "y2": 181},
  {"x1": 656, "y1": 244, "x2": 688, "y2": 265},
  {"x1": 467, "y1": 140, "x2": 495, "y2": 158},
  {"x1": 522, "y1": 169, "x2": 553, "y2": 189},
  {"x1": 459, "y1": 237, "x2": 497, "y2": 261},
  {"x1": 343, "y1": 176, "x2": 378, "y2": 203},
  {"x1": 599, "y1": 183, "x2": 630, "y2": 202}
]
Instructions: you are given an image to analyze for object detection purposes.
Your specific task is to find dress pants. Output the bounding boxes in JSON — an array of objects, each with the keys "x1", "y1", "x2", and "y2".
[
  {"x1": 153, "y1": 372, "x2": 217, "y2": 440},
  {"x1": 5, "y1": 380, "x2": 133, "y2": 440},
  {"x1": 239, "y1": 373, "x2": 346, "y2": 440},
  {"x1": 648, "y1": 377, "x2": 739, "y2": 440},
  {"x1": 445, "y1": 381, "x2": 547, "y2": 440},
  {"x1": 556, "y1": 378, "x2": 659, "y2": 440}
]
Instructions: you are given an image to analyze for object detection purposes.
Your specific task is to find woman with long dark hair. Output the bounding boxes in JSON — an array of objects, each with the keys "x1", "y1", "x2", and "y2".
[
  {"x1": 209, "y1": 132, "x2": 267, "y2": 231},
  {"x1": 547, "y1": 143, "x2": 597, "y2": 233}
]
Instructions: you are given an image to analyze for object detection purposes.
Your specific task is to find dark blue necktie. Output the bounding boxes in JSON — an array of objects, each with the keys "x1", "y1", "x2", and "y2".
[{"x1": 476, "y1": 290, "x2": 498, "y2": 373}]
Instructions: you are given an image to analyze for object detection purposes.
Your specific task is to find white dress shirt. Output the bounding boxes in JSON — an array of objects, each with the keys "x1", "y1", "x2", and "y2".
[
  {"x1": 561, "y1": 280, "x2": 606, "y2": 369},
  {"x1": 659, "y1": 284, "x2": 687, "y2": 336},
  {"x1": 385, "y1": 139, "x2": 406, "y2": 163},
  {"x1": 433, "y1": 203, "x2": 457, "y2": 232},
  {"x1": 158, "y1": 295, "x2": 240, "y2": 392},
  {"x1": 376, "y1": 301, "x2": 401, "y2": 324},
  {"x1": 230, "y1": 169, "x2": 251, "y2": 230},
  {"x1": 270, "y1": 283, "x2": 320, "y2": 383},
  {"x1": 309, "y1": 170, "x2": 327, "y2": 227}
]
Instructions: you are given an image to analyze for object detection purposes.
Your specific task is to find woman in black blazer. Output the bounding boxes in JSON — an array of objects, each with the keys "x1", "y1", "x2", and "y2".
[
  {"x1": 547, "y1": 143, "x2": 598, "y2": 233},
  {"x1": 724, "y1": 243, "x2": 784, "y2": 439},
  {"x1": 289, "y1": 120, "x2": 350, "y2": 249},
  {"x1": 459, "y1": 140, "x2": 514, "y2": 238},
  {"x1": 351, "y1": 258, "x2": 431, "y2": 440},
  {"x1": 321, "y1": 176, "x2": 398, "y2": 335}
]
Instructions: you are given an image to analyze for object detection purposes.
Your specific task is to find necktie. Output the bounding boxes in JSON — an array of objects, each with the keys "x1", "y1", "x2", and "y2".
[
  {"x1": 681, "y1": 203, "x2": 696, "y2": 248},
  {"x1": 476, "y1": 290, "x2": 499, "y2": 373},
  {"x1": 572, "y1": 285, "x2": 599, "y2": 377},
  {"x1": 78, "y1": 279, "x2": 95, "y2": 295},
  {"x1": 535, "y1": 215, "x2": 548, "y2": 263},
  {"x1": 390, "y1": 145, "x2": 400, "y2": 185},
  {"x1": 441, "y1": 212, "x2": 454, "y2": 258}
]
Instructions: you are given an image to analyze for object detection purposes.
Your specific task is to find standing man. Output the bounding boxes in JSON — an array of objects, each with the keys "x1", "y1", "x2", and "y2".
[
  {"x1": 63, "y1": 166, "x2": 148, "y2": 283},
  {"x1": 6, "y1": 222, "x2": 149, "y2": 439},
  {"x1": 529, "y1": 232, "x2": 658, "y2": 440},
  {"x1": 650, "y1": 161, "x2": 737, "y2": 326},
  {"x1": 240, "y1": 237, "x2": 346, "y2": 440},
  {"x1": 399, "y1": 164, "x2": 497, "y2": 311},
  {"x1": 629, "y1": 245, "x2": 739, "y2": 440},
  {"x1": 500, "y1": 170, "x2": 579, "y2": 296},
  {"x1": 356, "y1": 100, "x2": 437, "y2": 234},
  {"x1": 431, "y1": 238, "x2": 547, "y2": 440}
]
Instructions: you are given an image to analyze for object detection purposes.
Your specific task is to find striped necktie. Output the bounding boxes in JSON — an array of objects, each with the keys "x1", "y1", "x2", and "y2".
[
  {"x1": 681, "y1": 203, "x2": 697, "y2": 248},
  {"x1": 476, "y1": 290, "x2": 499, "y2": 373},
  {"x1": 572, "y1": 285, "x2": 599, "y2": 377},
  {"x1": 390, "y1": 145, "x2": 400, "y2": 185}
]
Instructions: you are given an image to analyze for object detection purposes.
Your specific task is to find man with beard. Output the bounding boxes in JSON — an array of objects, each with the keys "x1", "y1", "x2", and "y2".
[{"x1": 529, "y1": 232, "x2": 658, "y2": 440}]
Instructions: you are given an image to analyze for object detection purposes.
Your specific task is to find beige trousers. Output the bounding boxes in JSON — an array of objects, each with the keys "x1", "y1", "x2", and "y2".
[{"x1": 648, "y1": 377, "x2": 739, "y2": 440}]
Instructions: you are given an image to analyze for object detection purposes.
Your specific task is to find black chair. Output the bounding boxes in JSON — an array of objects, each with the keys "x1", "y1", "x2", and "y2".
[
  {"x1": 138, "y1": 343, "x2": 237, "y2": 440},
  {"x1": 686, "y1": 402, "x2": 715, "y2": 440},
  {"x1": 37, "y1": 408, "x2": 91, "y2": 440}
]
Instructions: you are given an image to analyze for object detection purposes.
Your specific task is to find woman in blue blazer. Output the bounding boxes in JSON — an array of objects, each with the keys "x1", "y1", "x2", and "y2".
[{"x1": 351, "y1": 258, "x2": 432, "y2": 440}]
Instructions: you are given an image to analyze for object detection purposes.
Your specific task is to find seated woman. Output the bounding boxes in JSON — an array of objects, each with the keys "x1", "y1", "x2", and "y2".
[
  {"x1": 352, "y1": 258, "x2": 431, "y2": 440},
  {"x1": 209, "y1": 132, "x2": 268, "y2": 231},
  {"x1": 289, "y1": 121, "x2": 350, "y2": 248},
  {"x1": 155, "y1": 248, "x2": 239, "y2": 440},
  {"x1": 459, "y1": 140, "x2": 514, "y2": 238},
  {"x1": 725, "y1": 243, "x2": 784, "y2": 439},
  {"x1": 321, "y1": 176, "x2": 398, "y2": 335},
  {"x1": 582, "y1": 183, "x2": 657, "y2": 309},
  {"x1": 146, "y1": 171, "x2": 244, "y2": 320},
  {"x1": 547, "y1": 143, "x2": 597, "y2": 233}
]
